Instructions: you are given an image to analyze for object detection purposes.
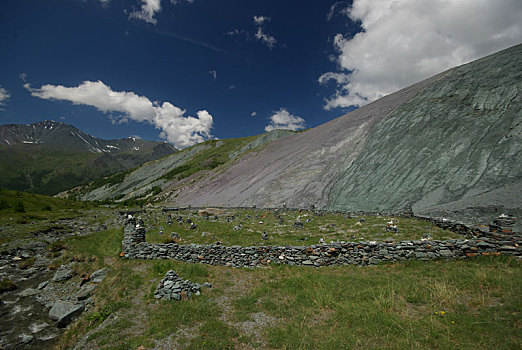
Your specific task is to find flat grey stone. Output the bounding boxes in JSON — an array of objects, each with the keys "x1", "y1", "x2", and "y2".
[
  {"x1": 19, "y1": 288, "x2": 40, "y2": 297},
  {"x1": 19, "y1": 334, "x2": 34, "y2": 344},
  {"x1": 53, "y1": 266, "x2": 74, "y2": 282},
  {"x1": 76, "y1": 284, "x2": 96, "y2": 301},
  {"x1": 90, "y1": 268, "x2": 107, "y2": 283},
  {"x1": 49, "y1": 300, "x2": 84, "y2": 328}
]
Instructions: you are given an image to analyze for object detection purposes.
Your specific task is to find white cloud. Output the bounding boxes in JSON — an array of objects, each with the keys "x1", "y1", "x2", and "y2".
[
  {"x1": 208, "y1": 70, "x2": 217, "y2": 80},
  {"x1": 254, "y1": 15, "x2": 277, "y2": 49},
  {"x1": 228, "y1": 85, "x2": 236, "y2": 90},
  {"x1": 129, "y1": 0, "x2": 161, "y2": 24},
  {"x1": 253, "y1": 15, "x2": 269, "y2": 26},
  {"x1": 264, "y1": 108, "x2": 305, "y2": 132},
  {"x1": 255, "y1": 28, "x2": 277, "y2": 49},
  {"x1": 251, "y1": 112, "x2": 256, "y2": 117},
  {"x1": 19, "y1": 73, "x2": 27, "y2": 82},
  {"x1": 326, "y1": 1, "x2": 349, "y2": 21},
  {"x1": 320, "y1": 0, "x2": 522, "y2": 110},
  {"x1": 0, "y1": 86, "x2": 10, "y2": 108},
  {"x1": 25, "y1": 80, "x2": 213, "y2": 148},
  {"x1": 129, "y1": 0, "x2": 195, "y2": 24}
]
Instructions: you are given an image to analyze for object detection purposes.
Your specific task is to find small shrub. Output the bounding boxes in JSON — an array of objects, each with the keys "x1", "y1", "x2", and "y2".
[
  {"x1": 151, "y1": 186, "x2": 162, "y2": 196},
  {"x1": 41, "y1": 204, "x2": 52, "y2": 211},
  {"x1": 13, "y1": 200, "x2": 25, "y2": 213},
  {"x1": 0, "y1": 199, "x2": 10, "y2": 210},
  {"x1": 0, "y1": 278, "x2": 18, "y2": 293},
  {"x1": 49, "y1": 241, "x2": 68, "y2": 252},
  {"x1": 18, "y1": 257, "x2": 36, "y2": 270}
]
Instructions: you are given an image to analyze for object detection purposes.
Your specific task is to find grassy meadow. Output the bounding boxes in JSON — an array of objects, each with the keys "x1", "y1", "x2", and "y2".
[
  {"x1": 1, "y1": 191, "x2": 520, "y2": 349},
  {"x1": 53, "y1": 215, "x2": 520, "y2": 349},
  {"x1": 144, "y1": 208, "x2": 461, "y2": 246}
]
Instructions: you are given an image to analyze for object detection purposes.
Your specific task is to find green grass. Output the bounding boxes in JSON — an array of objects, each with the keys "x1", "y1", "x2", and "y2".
[
  {"x1": 0, "y1": 189, "x2": 98, "y2": 246},
  {"x1": 0, "y1": 278, "x2": 18, "y2": 293},
  {"x1": 158, "y1": 136, "x2": 260, "y2": 184},
  {"x1": 143, "y1": 208, "x2": 460, "y2": 246},
  {"x1": 25, "y1": 207, "x2": 516, "y2": 350}
]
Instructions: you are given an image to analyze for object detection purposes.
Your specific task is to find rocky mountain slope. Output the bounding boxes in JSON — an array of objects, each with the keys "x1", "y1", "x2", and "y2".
[
  {"x1": 71, "y1": 129, "x2": 294, "y2": 202},
  {"x1": 0, "y1": 121, "x2": 177, "y2": 195},
  {"x1": 78, "y1": 44, "x2": 521, "y2": 228}
]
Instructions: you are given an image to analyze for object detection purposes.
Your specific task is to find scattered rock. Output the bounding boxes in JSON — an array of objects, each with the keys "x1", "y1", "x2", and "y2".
[
  {"x1": 53, "y1": 265, "x2": 74, "y2": 282},
  {"x1": 154, "y1": 270, "x2": 202, "y2": 301},
  {"x1": 77, "y1": 284, "x2": 96, "y2": 301},
  {"x1": 19, "y1": 288, "x2": 40, "y2": 297},
  {"x1": 19, "y1": 333, "x2": 34, "y2": 344},
  {"x1": 293, "y1": 221, "x2": 304, "y2": 229},
  {"x1": 49, "y1": 300, "x2": 84, "y2": 328},
  {"x1": 90, "y1": 268, "x2": 107, "y2": 283}
]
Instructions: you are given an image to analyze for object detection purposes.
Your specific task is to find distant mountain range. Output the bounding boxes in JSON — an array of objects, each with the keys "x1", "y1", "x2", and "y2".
[
  {"x1": 0, "y1": 120, "x2": 177, "y2": 195},
  {"x1": 73, "y1": 44, "x2": 521, "y2": 229}
]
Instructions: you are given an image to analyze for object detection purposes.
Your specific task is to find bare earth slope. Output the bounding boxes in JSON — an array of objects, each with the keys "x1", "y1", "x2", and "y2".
[{"x1": 168, "y1": 44, "x2": 521, "y2": 227}]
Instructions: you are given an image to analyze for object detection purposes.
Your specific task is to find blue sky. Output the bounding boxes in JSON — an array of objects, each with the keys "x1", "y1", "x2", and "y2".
[{"x1": 1, "y1": 0, "x2": 521, "y2": 147}]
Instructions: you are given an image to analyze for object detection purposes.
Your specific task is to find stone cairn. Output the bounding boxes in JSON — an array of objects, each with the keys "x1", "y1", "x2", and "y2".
[
  {"x1": 154, "y1": 270, "x2": 205, "y2": 301},
  {"x1": 123, "y1": 216, "x2": 145, "y2": 243},
  {"x1": 489, "y1": 214, "x2": 516, "y2": 234}
]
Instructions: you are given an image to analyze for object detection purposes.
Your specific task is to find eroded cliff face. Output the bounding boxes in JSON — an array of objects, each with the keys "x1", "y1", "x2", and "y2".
[
  {"x1": 170, "y1": 45, "x2": 521, "y2": 228},
  {"x1": 327, "y1": 45, "x2": 521, "y2": 214}
]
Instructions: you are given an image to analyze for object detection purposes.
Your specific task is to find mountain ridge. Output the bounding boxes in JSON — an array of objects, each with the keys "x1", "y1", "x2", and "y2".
[
  {"x1": 66, "y1": 44, "x2": 521, "y2": 229},
  {"x1": 0, "y1": 120, "x2": 177, "y2": 195}
]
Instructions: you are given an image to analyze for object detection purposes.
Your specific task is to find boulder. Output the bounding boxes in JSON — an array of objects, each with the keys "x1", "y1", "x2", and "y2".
[
  {"x1": 90, "y1": 268, "x2": 107, "y2": 283},
  {"x1": 53, "y1": 265, "x2": 74, "y2": 282},
  {"x1": 49, "y1": 301, "x2": 84, "y2": 328},
  {"x1": 76, "y1": 284, "x2": 96, "y2": 301}
]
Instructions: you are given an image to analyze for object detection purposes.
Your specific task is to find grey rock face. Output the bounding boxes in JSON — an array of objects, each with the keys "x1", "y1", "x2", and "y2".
[
  {"x1": 77, "y1": 284, "x2": 96, "y2": 301},
  {"x1": 49, "y1": 300, "x2": 84, "y2": 328},
  {"x1": 90, "y1": 268, "x2": 107, "y2": 283},
  {"x1": 157, "y1": 44, "x2": 521, "y2": 228},
  {"x1": 19, "y1": 288, "x2": 40, "y2": 297},
  {"x1": 53, "y1": 265, "x2": 74, "y2": 282}
]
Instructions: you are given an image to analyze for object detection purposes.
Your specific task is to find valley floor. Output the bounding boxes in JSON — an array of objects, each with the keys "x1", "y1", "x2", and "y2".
[{"x1": 1, "y1": 205, "x2": 520, "y2": 349}]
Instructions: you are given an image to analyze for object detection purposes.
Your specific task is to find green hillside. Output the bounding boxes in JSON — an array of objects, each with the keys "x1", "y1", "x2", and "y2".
[{"x1": 74, "y1": 129, "x2": 294, "y2": 203}]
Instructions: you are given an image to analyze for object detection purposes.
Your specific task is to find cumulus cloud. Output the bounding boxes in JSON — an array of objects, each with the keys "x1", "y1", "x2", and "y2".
[
  {"x1": 254, "y1": 15, "x2": 277, "y2": 49},
  {"x1": 264, "y1": 108, "x2": 305, "y2": 132},
  {"x1": 251, "y1": 112, "x2": 256, "y2": 117},
  {"x1": 320, "y1": 0, "x2": 522, "y2": 110},
  {"x1": 129, "y1": 0, "x2": 162, "y2": 24},
  {"x1": 0, "y1": 86, "x2": 10, "y2": 108},
  {"x1": 253, "y1": 15, "x2": 269, "y2": 26},
  {"x1": 208, "y1": 70, "x2": 217, "y2": 80},
  {"x1": 25, "y1": 80, "x2": 213, "y2": 148},
  {"x1": 129, "y1": 0, "x2": 194, "y2": 24}
]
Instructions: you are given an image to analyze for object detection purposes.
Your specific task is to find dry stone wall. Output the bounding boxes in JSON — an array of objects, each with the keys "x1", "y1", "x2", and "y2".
[{"x1": 121, "y1": 211, "x2": 520, "y2": 268}]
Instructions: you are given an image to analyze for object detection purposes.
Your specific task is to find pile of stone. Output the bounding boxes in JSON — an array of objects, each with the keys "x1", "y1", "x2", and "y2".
[
  {"x1": 489, "y1": 214, "x2": 516, "y2": 234},
  {"x1": 154, "y1": 270, "x2": 206, "y2": 301},
  {"x1": 122, "y1": 215, "x2": 146, "y2": 247}
]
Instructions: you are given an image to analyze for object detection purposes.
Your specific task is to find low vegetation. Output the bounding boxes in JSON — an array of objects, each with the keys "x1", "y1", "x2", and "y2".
[
  {"x1": 1, "y1": 194, "x2": 519, "y2": 349},
  {"x1": 0, "y1": 189, "x2": 99, "y2": 246},
  {"x1": 144, "y1": 208, "x2": 461, "y2": 246},
  {"x1": 55, "y1": 221, "x2": 521, "y2": 349},
  {"x1": 0, "y1": 278, "x2": 18, "y2": 293}
]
